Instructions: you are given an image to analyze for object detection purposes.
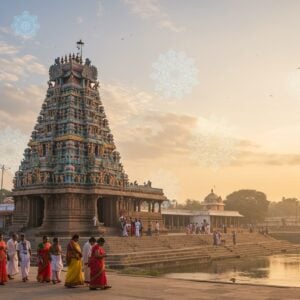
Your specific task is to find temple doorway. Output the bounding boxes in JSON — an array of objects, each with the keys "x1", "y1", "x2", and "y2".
[
  {"x1": 28, "y1": 196, "x2": 44, "y2": 227},
  {"x1": 97, "y1": 197, "x2": 105, "y2": 225},
  {"x1": 97, "y1": 196, "x2": 117, "y2": 227}
]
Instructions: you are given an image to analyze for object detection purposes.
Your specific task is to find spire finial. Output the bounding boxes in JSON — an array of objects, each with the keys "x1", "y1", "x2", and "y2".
[{"x1": 76, "y1": 39, "x2": 84, "y2": 60}]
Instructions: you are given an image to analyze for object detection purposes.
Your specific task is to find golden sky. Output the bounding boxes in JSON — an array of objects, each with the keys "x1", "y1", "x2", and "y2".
[{"x1": 1, "y1": 0, "x2": 300, "y2": 202}]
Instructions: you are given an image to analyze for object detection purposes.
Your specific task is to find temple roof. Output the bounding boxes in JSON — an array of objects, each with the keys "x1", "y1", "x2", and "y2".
[
  {"x1": 204, "y1": 189, "x2": 223, "y2": 204},
  {"x1": 161, "y1": 209, "x2": 243, "y2": 217}
]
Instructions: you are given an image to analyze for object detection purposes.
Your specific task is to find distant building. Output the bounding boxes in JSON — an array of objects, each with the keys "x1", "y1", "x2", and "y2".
[
  {"x1": 162, "y1": 189, "x2": 243, "y2": 231},
  {"x1": 199, "y1": 189, "x2": 224, "y2": 211},
  {"x1": 0, "y1": 197, "x2": 14, "y2": 230}
]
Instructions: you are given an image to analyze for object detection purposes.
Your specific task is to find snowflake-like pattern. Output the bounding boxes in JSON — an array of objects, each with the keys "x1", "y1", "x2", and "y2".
[
  {"x1": 11, "y1": 11, "x2": 40, "y2": 38},
  {"x1": 189, "y1": 117, "x2": 238, "y2": 170},
  {"x1": 0, "y1": 127, "x2": 28, "y2": 173},
  {"x1": 150, "y1": 49, "x2": 198, "y2": 99}
]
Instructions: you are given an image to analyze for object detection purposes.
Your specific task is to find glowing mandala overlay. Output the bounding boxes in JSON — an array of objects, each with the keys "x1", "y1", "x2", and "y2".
[
  {"x1": 150, "y1": 49, "x2": 198, "y2": 100},
  {"x1": 189, "y1": 117, "x2": 238, "y2": 170},
  {"x1": 11, "y1": 11, "x2": 40, "y2": 38},
  {"x1": 0, "y1": 127, "x2": 28, "y2": 173}
]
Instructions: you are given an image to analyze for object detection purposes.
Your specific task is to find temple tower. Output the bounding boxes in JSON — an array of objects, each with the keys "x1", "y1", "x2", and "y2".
[{"x1": 11, "y1": 44, "x2": 166, "y2": 236}]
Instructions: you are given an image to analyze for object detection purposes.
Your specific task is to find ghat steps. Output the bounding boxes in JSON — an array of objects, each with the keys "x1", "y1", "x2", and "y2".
[{"x1": 28, "y1": 233, "x2": 300, "y2": 268}]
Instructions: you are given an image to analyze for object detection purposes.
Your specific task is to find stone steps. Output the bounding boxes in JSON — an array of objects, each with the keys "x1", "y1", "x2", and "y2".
[{"x1": 27, "y1": 233, "x2": 299, "y2": 269}]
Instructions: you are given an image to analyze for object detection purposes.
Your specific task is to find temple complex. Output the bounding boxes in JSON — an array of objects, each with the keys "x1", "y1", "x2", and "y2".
[
  {"x1": 11, "y1": 43, "x2": 166, "y2": 236},
  {"x1": 162, "y1": 189, "x2": 243, "y2": 231}
]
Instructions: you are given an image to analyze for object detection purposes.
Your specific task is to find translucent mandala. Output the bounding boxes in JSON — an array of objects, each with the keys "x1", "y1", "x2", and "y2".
[
  {"x1": 11, "y1": 11, "x2": 40, "y2": 38},
  {"x1": 189, "y1": 117, "x2": 238, "y2": 170},
  {"x1": 150, "y1": 49, "x2": 198, "y2": 100},
  {"x1": 0, "y1": 127, "x2": 28, "y2": 173}
]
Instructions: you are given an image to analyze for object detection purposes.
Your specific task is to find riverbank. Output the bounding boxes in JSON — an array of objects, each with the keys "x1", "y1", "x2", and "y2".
[{"x1": 1, "y1": 267, "x2": 299, "y2": 300}]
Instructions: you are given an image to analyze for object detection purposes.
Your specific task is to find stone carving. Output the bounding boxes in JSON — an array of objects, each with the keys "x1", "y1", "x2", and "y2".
[
  {"x1": 82, "y1": 63, "x2": 98, "y2": 81},
  {"x1": 11, "y1": 49, "x2": 165, "y2": 237},
  {"x1": 49, "y1": 63, "x2": 63, "y2": 80}
]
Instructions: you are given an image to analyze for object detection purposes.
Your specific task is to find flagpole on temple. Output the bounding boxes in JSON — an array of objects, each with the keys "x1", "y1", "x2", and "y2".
[{"x1": 76, "y1": 39, "x2": 84, "y2": 59}]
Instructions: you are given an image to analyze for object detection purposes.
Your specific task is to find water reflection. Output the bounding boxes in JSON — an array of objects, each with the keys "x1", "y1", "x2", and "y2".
[{"x1": 164, "y1": 254, "x2": 300, "y2": 287}]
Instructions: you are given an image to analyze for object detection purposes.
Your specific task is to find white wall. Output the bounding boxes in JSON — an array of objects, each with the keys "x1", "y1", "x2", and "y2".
[{"x1": 191, "y1": 215, "x2": 211, "y2": 225}]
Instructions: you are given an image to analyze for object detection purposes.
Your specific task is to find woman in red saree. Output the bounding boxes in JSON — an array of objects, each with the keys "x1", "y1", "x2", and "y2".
[
  {"x1": 0, "y1": 233, "x2": 8, "y2": 285},
  {"x1": 37, "y1": 236, "x2": 51, "y2": 283},
  {"x1": 89, "y1": 237, "x2": 111, "y2": 290}
]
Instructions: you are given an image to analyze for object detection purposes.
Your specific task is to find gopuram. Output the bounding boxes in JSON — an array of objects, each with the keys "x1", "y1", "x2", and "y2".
[{"x1": 11, "y1": 42, "x2": 166, "y2": 236}]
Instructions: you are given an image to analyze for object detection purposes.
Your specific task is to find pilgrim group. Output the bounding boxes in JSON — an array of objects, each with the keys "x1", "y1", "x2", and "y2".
[{"x1": 0, "y1": 232, "x2": 111, "y2": 290}]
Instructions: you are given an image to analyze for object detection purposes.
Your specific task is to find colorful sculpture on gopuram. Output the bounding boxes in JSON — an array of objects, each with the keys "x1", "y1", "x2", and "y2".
[{"x1": 11, "y1": 41, "x2": 166, "y2": 236}]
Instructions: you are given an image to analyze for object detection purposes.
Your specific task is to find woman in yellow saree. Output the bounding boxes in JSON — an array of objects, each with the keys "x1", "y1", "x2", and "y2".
[{"x1": 64, "y1": 234, "x2": 84, "y2": 288}]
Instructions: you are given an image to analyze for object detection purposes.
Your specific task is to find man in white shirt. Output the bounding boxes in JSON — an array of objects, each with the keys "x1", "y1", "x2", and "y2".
[
  {"x1": 82, "y1": 237, "x2": 96, "y2": 284},
  {"x1": 7, "y1": 233, "x2": 19, "y2": 280},
  {"x1": 92, "y1": 216, "x2": 98, "y2": 227},
  {"x1": 155, "y1": 221, "x2": 160, "y2": 236},
  {"x1": 16, "y1": 234, "x2": 31, "y2": 282},
  {"x1": 135, "y1": 218, "x2": 141, "y2": 237}
]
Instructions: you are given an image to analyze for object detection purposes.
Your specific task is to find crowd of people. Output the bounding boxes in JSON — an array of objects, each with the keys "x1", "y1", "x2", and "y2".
[
  {"x1": 119, "y1": 216, "x2": 160, "y2": 237},
  {"x1": 185, "y1": 222, "x2": 211, "y2": 234},
  {"x1": 0, "y1": 232, "x2": 111, "y2": 290},
  {"x1": 183, "y1": 222, "x2": 239, "y2": 246}
]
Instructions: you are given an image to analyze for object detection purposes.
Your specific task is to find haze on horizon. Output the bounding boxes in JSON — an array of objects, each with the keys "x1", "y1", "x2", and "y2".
[{"x1": 1, "y1": 0, "x2": 300, "y2": 203}]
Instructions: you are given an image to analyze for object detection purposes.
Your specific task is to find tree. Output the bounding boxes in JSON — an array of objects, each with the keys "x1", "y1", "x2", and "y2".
[
  {"x1": 171, "y1": 199, "x2": 202, "y2": 210},
  {"x1": 0, "y1": 188, "x2": 12, "y2": 203},
  {"x1": 224, "y1": 189, "x2": 269, "y2": 224},
  {"x1": 268, "y1": 197, "x2": 299, "y2": 217},
  {"x1": 184, "y1": 199, "x2": 202, "y2": 210}
]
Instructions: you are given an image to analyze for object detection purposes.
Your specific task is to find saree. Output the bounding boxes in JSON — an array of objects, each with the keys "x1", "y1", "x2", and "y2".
[
  {"x1": 0, "y1": 240, "x2": 8, "y2": 284},
  {"x1": 89, "y1": 244, "x2": 107, "y2": 289},
  {"x1": 65, "y1": 240, "x2": 84, "y2": 287},
  {"x1": 37, "y1": 242, "x2": 51, "y2": 282}
]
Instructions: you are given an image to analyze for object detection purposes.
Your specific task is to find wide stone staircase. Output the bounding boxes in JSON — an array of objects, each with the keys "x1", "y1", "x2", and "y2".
[
  {"x1": 103, "y1": 233, "x2": 300, "y2": 269},
  {"x1": 28, "y1": 233, "x2": 300, "y2": 269}
]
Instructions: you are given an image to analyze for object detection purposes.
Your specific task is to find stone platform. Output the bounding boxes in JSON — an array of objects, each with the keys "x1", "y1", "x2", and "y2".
[{"x1": 1, "y1": 267, "x2": 300, "y2": 300}]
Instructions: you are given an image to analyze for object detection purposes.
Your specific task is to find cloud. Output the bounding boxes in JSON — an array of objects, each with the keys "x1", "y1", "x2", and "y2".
[
  {"x1": 122, "y1": 0, "x2": 184, "y2": 32},
  {"x1": 76, "y1": 16, "x2": 83, "y2": 24},
  {"x1": 0, "y1": 27, "x2": 11, "y2": 35},
  {"x1": 0, "y1": 41, "x2": 19, "y2": 55},
  {"x1": 0, "y1": 84, "x2": 44, "y2": 132},
  {"x1": 0, "y1": 41, "x2": 47, "y2": 83},
  {"x1": 101, "y1": 82, "x2": 196, "y2": 160},
  {"x1": 97, "y1": 0, "x2": 104, "y2": 17},
  {"x1": 102, "y1": 83, "x2": 300, "y2": 168},
  {"x1": 0, "y1": 127, "x2": 29, "y2": 173},
  {"x1": 234, "y1": 150, "x2": 300, "y2": 166}
]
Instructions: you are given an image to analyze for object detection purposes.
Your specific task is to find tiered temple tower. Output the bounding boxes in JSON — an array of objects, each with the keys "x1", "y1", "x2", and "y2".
[{"x1": 12, "y1": 45, "x2": 166, "y2": 236}]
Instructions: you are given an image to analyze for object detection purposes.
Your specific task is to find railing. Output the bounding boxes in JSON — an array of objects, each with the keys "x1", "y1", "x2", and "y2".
[{"x1": 124, "y1": 186, "x2": 163, "y2": 194}]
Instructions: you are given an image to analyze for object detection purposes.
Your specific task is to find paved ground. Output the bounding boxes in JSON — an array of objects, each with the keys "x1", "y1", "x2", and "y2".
[{"x1": 1, "y1": 268, "x2": 300, "y2": 300}]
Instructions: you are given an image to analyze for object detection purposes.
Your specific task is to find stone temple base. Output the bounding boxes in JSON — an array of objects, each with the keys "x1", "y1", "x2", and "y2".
[{"x1": 11, "y1": 193, "x2": 105, "y2": 237}]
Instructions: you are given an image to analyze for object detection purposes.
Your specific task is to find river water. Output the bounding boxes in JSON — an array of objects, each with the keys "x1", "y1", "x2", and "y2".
[{"x1": 164, "y1": 254, "x2": 300, "y2": 287}]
